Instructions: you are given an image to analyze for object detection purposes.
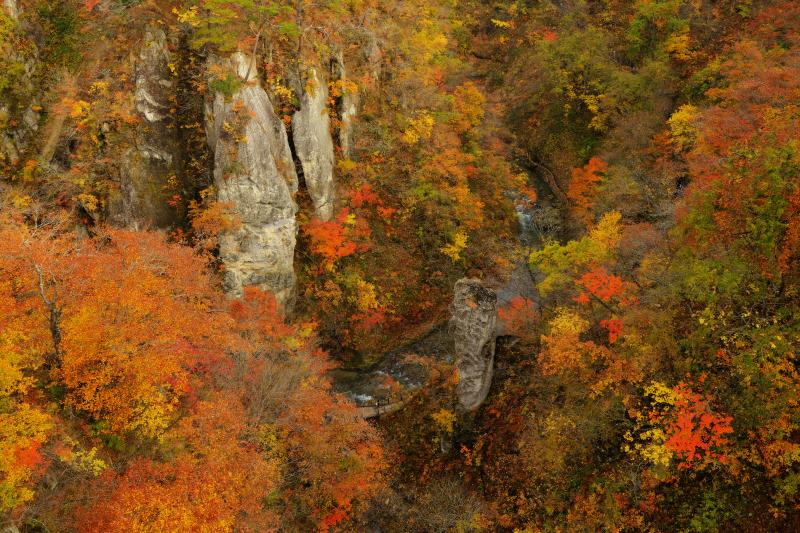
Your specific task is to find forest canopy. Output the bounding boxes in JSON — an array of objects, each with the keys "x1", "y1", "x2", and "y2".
[{"x1": 1, "y1": 0, "x2": 799, "y2": 531}]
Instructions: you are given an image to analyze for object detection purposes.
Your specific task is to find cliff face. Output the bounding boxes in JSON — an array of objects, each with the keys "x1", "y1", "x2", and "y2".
[
  {"x1": 292, "y1": 68, "x2": 336, "y2": 221},
  {"x1": 205, "y1": 53, "x2": 299, "y2": 310},
  {"x1": 3, "y1": 0, "x2": 18, "y2": 19},
  {"x1": 450, "y1": 279, "x2": 498, "y2": 411},
  {"x1": 339, "y1": 89, "x2": 357, "y2": 160},
  {"x1": 333, "y1": 52, "x2": 358, "y2": 160},
  {"x1": 0, "y1": 0, "x2": 40, "y2": 168},
  {"x1": 109, "y1": 27, "x2": 177, "y2": 228}
]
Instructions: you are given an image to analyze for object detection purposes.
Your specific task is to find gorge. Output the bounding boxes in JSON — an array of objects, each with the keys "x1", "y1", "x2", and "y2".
[{"x1": 2, "y1": 1, "x2": 800, "y2": 531}]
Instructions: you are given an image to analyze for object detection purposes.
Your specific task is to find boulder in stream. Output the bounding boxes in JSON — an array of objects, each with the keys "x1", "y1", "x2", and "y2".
[{"x1": 450, "y1": 278, "x2": 498, "y2": 411}]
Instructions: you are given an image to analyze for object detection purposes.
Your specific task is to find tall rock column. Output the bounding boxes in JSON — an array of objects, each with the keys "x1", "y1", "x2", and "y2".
[
  {"x1": 205, "y1": 53, "x2": 299, "y2": 310},
  {"x1": 3, "y1": 0, "x2": 19, "y2": 19},
  {"x1": 109, "y1": 27, "x2": 178, "y2": 228},
  {"x1": 292, "y1": 68, "x2": 336, "y2": 221},
  {"x1": 451, "y1": 279, "x2": 498, "y2": 411},
  {"x1": 333, "y1": 52, "x2": 358, "y2": 160}
]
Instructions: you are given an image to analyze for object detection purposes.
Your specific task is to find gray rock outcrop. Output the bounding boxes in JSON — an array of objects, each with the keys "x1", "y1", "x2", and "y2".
[
  {"x1": 109, "y1": 27, "x2": 177, "y2": 228},
  {"x1": 3, "y1": 0, "x2": 18, "y2": 21},
  {"x1": 362, "y1": 31, "x2": 383, "y2": 83},
  {"x1": 292, "y1": 68, "x2": 335, "y2": 221},
  {"x1": 333, "y1": 52, "x2": 358, "y2": 159},
  {"x1": 1, "y1": 0, "x2": 40, "y2": 168},
  {"x1": 451, "y1": 279, "x2": 498, "y2": 411},
  {"x1": 339, "y1": 92, "x2": 357, "y2": 160},
  {"x1": 205, "y1": 52, "x2": 299, "y2": 310},
  {"x1": 0, "y1": 99, "x2": 39, "y2": 167}
]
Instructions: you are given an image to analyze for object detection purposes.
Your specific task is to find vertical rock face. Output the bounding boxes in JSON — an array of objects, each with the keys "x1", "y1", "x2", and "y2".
[
  {"x1": 339, "y1": 91, "x2": 358, "y2": 160},
  {"x1": 292, "y1": 68, "x2": 336, "y2": 221},
  {"x1": 333, "y1": 52, "x2": 358, "y2": 160},
  {"x1": 109, "y1": 27, "x2": 177, "y2": 228},
  {"x1": 205, "y1": 53, "x2": 299, "y2": 310},
  {"x1": 362, "y1": 31, "x2": 383, "y2": 83},
  {"x1": 3, "y1": 0, "x2": 18, "y2": 20},
  {"x1": 0, "y1": 97, "x2": 38, "y2": 167},
  {"x1": 1, "y1": 0, "x2": 40, "y2": 168},
  {"x1": 451, "y1": 279, "x2": 498, "y2": 411}
]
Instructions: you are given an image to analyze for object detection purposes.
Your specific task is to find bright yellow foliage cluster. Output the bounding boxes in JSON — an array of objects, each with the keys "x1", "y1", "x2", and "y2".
[
  {"x1": 402, "y1": 112, "x2": 435, "y2": 144},
  {"x1": 440, "y1": 230, "x2": 468, "y2": 261},
  {"x1": 432, "y1": 408, "x2": 458, "y2": 434},
  {"x1": 623, "y1": 382, "x2": 679, "y2": 468},
  {"x1": 667, "y1": 104, "x2": 700, "y2": 152}
]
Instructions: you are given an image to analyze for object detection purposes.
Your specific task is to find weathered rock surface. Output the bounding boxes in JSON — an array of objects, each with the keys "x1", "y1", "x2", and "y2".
[
  {"x1": 109, "y1": 27, "x2": 177, "y2": 228},
  {"x1": 292, "y1": 68, "x2": 335, "y2": 221},
  {"x1": 333, "y1": 52, "x2": 358, "y2": 159},
  {"x1": 0, "y1": 98, "x2": 39, "y2": 167},
  {"x1": 3, "y1": 0, "x2": 18, "y2": 20},
  {"x1": 362, "y1": 30, "x2": 383, "y2": 83},
  {"x1": 339, "y1": 93, "x2": 357, "y2": 160},
  {"x1": 1, "y1": 0, "x2": 40, "y2": 168},
  {"x1": 205, "y1": 53, "x2": 299, "y2": 310},
  {"x1": 451, "y1": 279, "x2": 498, "y2": 411}
]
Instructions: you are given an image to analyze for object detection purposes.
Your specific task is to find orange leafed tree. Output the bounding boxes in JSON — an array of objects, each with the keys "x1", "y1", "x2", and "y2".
[
  {"x1": 303, "y1": 208, "x2": 371, "y2": 268},
  {"x1": 0, "y1": 219, "x2": 59, "y2": 515},
  {"x1": 229, "y1": 287, "x2": 386, "y2": 531},
  {"x1": 75, "y1": 282, "x2": 386, "y2": 532},
  {"x1": 599, "y1": 318, "x2": 623, "y2": 344},
  {"x1": 76, "y1": 394, "x2": 281, "y2": 532},
  {"x1": 498, "y1": 296, "x2": 538, "y2": 340},
  {"x1": 574, "y1": 266, "x2": 636, "y2": 307},
  {"x1": 0, "y1": 216, "x2": 235, "y2": 516},
  {"x1": 658, "y1": 382, "x2": 734, "y2": 470},
  {"x1": 55, "y1": 229, "x2": 233, "y2": 439},
  {"x1": 0, "y1": 213, "x2": 385, "y2": 529},
  {"x1": 567, "y1": 157, "x2": 608, "y2": 226}
]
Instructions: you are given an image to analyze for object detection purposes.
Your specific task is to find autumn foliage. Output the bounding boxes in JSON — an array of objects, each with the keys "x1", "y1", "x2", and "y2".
[
  {"x1": 497, "y1": 296, "x2": 537, "y2": 339},
  {"x1": 303, "y1": 208, "x2": 370, "y2": 268},
  {"x1": 663, "y1": 383, "x2": 734, "y2": 469},
  {"x1": 0, "y1": 213, "x2": 384, "y2": 531},
  {"x1": 567, "y1": 156, "x2": 607, "y2": 226},
  {"x1": 4, "y1": 0, "x2": 800, "y2": 531}
]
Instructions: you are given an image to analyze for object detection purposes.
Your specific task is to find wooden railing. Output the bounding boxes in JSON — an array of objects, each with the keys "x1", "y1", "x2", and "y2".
[{"x1": 353, "y1": 390, "x2": 413, "y2": 419}]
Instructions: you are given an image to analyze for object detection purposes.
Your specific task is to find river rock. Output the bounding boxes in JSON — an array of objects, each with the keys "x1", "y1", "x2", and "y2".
[
  {"x1": 451, "y1": 278, "x2": 498, "y2": 411},
  {"x1": 205, "y1": 52, "x2": 299, "y2": 310}
]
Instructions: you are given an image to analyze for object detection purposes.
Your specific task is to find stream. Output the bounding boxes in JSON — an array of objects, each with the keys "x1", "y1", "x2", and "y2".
[{"x1": 331, "y1": 196, "x2": 544, "y2": 416}]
